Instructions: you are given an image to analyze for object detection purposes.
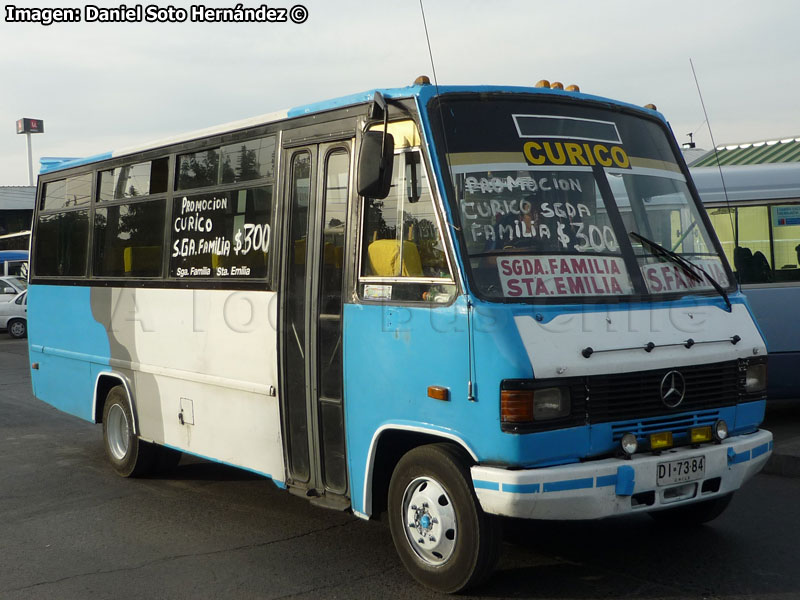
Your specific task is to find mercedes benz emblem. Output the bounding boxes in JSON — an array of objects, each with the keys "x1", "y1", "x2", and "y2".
[{"x1": 660, "y1": 370, "x2": 686, "y2": 408}]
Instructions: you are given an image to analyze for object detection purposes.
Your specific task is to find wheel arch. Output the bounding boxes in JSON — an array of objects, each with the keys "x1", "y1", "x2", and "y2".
[
  {"x1": 362, "y1": 425, "x2": 478, "y2": 518},
  {"x1": 93, "y1": 372, "x2": 138, "y2": 435}
]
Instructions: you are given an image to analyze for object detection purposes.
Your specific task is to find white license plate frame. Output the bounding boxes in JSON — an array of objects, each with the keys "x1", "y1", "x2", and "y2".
[{"x1": 657, "y1": 455, "x2": 706, "y2": 486}]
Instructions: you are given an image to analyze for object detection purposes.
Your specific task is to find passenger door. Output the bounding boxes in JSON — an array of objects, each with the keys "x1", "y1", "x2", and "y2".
[{"x1": 280, "y1": 141, "x2": 352, "y2": 507}]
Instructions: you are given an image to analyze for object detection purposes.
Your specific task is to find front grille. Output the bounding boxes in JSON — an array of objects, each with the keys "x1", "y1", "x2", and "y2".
[
  {"x1": 609, "y1": 410, "x2": 721, "y2": 442},
  {"x1": 586, "y1": 360, "x2": 739, "y2": 424}
]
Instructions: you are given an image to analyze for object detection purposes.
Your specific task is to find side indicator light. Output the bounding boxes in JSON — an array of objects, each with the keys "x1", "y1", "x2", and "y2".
[
  {"x1": 650, "y1": 431, "x2": 673, "y2": 451},
  {"x1": 427, "y1": 386, "x2": 449, "y2": 402}
]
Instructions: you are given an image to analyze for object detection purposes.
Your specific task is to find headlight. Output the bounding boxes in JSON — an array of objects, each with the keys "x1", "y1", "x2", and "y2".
[
  {"x1": 533, "y1": 387, "x2": 570, "y2": 420},
  {"x1": 745, "y1": 363, "x2": 767, "y2": 393},
  {"x1": 620, "y1": 432, "x2": 638, "y2": 456},
  {"x1": 714, "y1": 420, "x2": 729, "y2": 442}
]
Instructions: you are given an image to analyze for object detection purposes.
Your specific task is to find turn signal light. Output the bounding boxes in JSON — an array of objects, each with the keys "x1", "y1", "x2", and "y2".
[
  {"x1": 501, "y1": 390, "x2": 535, "y2": 423},
  {"x1": 650, "y1": 431, "x2": 673, "y2": 451},
  {"x1": 690, "y1": 426, "x2": 713, "y2": 444},
  {"x1": 427, "y1": 385, "x2": 449, "y2": 401}
]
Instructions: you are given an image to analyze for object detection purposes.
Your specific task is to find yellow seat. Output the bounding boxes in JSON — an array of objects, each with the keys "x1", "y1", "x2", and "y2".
[
  {"x1": 124, "y1": 246, "x2": 161, "y2": 275},
  {"x1": 367, "y1": 239, "x2": 423, "y2": 277}
]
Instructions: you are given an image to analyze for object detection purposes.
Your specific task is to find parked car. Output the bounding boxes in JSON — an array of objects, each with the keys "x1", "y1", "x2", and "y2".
[
  {"x1": 0, "y1": 275, "x2": 27, "y2": 303},
  {"x1": 0, "y1": 291, "x2": 27, "y2": 338}
]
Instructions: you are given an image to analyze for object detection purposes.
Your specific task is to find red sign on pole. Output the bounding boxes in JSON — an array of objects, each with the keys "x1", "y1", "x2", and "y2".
[{"x1": 16, "y1": 118, "x2": 44, "y2": 134}]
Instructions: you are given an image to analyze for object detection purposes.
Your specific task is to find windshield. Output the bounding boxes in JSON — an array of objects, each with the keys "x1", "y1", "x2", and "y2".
[{"x1": 429, "y1": 95, "x2": 731, "y2": 301}]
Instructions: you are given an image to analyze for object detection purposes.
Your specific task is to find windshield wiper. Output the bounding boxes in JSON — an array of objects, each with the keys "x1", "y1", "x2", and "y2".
[{"x1": 629, "y1": 231, "x2": 732, "y2": 312}]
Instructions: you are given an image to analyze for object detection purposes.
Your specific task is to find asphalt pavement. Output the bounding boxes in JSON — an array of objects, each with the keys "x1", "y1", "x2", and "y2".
[{"x1": 762, "y1": 399, "x2": 800, "y2": 477}]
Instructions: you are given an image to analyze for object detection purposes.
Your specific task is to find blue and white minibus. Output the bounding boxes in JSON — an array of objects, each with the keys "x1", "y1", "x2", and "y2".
[{"x1": 28, "y1": 79, "x2": 772, "y2": 592}]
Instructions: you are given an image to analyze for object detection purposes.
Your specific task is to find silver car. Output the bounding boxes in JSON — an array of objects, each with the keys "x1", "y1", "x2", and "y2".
[{"x1": 0, "y1": 291, "x2": 27, "y2": 338}]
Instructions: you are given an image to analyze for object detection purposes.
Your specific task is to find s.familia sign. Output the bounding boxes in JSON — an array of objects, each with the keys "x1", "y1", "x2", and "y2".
[{"x1": 513, "y1": 114, "x2": 630, "y2": 169}]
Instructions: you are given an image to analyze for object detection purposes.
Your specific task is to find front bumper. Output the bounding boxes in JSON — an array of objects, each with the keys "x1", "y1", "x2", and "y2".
[{"x1": 471, "y1": 429, "x2": 772, "y2": 520}]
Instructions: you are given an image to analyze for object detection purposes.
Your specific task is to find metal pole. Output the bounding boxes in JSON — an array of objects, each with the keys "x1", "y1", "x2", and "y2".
[{"x1": 26, "y1": 132, "x2": 33, "y2": 186}]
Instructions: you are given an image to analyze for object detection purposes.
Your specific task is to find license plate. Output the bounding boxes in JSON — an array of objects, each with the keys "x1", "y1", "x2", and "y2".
[{"x1": 657, "y1": 456, "x2": 705, "y2": 486}]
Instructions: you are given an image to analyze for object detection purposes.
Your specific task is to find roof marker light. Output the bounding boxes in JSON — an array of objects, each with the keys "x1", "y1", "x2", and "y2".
[
  {"x1": 566, "y1": 84, "x2": 580, "y2": 92},
  {"x1": 535, "y1": 79, "x2": 551, "y2": 88},
  {"x1": 644, "y1": 103, "x2": 657, "y2": 111},
  {"x1": 414, "y1": 75, "x2": 431, "y2": 86},
  {"x1": 550, "y1": 81, "x2": 564, "y2": 90}
]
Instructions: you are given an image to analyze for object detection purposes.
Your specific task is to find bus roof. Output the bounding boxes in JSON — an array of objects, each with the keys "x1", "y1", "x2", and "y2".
[
  {"x1": 39, "y1": 84, "x2": 664, "y2": 176},
  {"x1": 691, "y1": 162, "x2": 800, "y2": 204}
]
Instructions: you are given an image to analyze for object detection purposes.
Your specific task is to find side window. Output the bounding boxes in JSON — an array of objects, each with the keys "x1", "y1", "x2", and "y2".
[
  {"x1": 176, "y1": 136, "x2": 276, "y2": 190},
  {"x1": 710, "y1": 203, "x2": 800, "y2": 285},
  {"x1": 169, "y1": 186, "x2": 272, "y2": 280},
  {"x1": 41, "y1": 174, "x2": 92, "y2": 211},
  {"x1": 359, "y1": 150, "x2": 455, "y2": 302},
  {"x1": 98, "y1": 158, "x2": 169, "y2": 202},
  {"x1": 35, "y1": 210, "x2": 89, "y2": 276},
  {"x1": 730, "y1": 205, "x2": 772, "y2": 284},
  {"x1": 94, "y1": 200, "x2": 166, "y2": 277}
]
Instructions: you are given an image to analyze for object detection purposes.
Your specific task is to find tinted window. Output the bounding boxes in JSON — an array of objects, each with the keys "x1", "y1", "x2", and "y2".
[
  {"x1": 42, "y1": 174, "x2": 92, "y2": 211},
  {"x1": 177, "y1": 136, "x2": 275, "y2": 191},
  {"x1": 220, "y1": 137, "x2": 276, "y2": 184},
  {"x1": 35, "y1": 211, "x2": 89, "y2": 276},
  {"x1": 170, "y1": 186, "x2": 272, "y2": 279},
  {"x1": 176, "y1": 148, "x2": 220, "y2": 190},
  {"x1": 94, "y1": 200, "x2": 166, "y2": 277},
  {"x1": 98, "y1": 158, "x2": 168, "y2": 201}
]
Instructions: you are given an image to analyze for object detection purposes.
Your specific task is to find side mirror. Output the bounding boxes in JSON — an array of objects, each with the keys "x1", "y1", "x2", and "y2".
[{"x1": 357, "y1": 131, "x2": 394, "y2": 199}]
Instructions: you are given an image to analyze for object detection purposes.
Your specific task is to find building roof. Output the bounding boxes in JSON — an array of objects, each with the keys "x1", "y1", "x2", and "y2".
[
  {"x1": 690, "y1": 137, "x2": 800, "y2": 167},
  {"x1": 0, "y1": 186, "x2": 35, "y2": 211}
]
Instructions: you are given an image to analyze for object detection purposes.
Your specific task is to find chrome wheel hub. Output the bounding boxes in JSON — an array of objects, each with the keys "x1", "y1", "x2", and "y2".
[
  {"x1": 106, "y1": 403, "x2": 130, "y2": 461},
  {"x1": 402, "y1": 476, "x2": 457, "y2": 565}
]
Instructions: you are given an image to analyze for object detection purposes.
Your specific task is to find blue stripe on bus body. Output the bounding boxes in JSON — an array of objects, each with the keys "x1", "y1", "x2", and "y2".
[
  {"x1": 751, "y1": 443, "x2": 770, "y2": 459},
  {"x1": 728, "y1": 448, "x2": 751, "y2": 465},
  {"x1": 473, "y1": 480, "x2": 500, "y2": 491},
  {"x1": 596, "y1": 474, "x2": 618, "y2": 488},
  {"x1": 161, "y1": 443, "x2": 283, "y2": 487},
  {"x1": 542, "y1": 477, "x2": 594, "y2": 493},
  {"x1": 502, "y1": 482, "x2": 540, "y2": 494},
  {"x1": 39, "y1": 152, "x2": 113, "y2": 174}
]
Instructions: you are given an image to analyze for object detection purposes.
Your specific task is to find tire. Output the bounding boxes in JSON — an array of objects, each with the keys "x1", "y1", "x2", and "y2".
[
  {"x1": 649, "y1": 493, "x2": 733, "y2": 525},
  {"x1": 8, "y1": 318, "x2": 26, "y2": 339},
  {"x1": 102, "y1": 386, "x2": 155, "y2": 477},
  {"x1": 387, "y1": 443, "x2": 501, "y2": 593}
]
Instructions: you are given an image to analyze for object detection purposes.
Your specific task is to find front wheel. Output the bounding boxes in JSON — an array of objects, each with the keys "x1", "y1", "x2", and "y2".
[
  {"x1": 387, "y1": 443, "x2": 501, "y2": 593},
  {"x1": 8, "y1": 318, "x2": 26, "y2": 339},
  {"x1": 649, "y1": 493, "x2": 733, "y2": 525},
  {"x1": 102, "y1": 386, "x2": 155, "y2": 477}
]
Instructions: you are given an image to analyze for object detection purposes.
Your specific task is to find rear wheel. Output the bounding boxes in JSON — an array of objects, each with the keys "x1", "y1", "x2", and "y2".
[
  {"x1": 649, "y1": 493, "x2": 733, "y2": 525},
  {"x1": 8, "y1": 318, "x2": 26, "y2": 339},
  {"x1": 102, "y1": 386, "x2": 155, "y2": 477},
  {"x1": 387, "y1": 443, "x2": 501, "y2": 593}
]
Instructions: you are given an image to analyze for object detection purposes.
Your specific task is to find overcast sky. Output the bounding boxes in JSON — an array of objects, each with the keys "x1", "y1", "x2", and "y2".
[{"x1": 1, "y1": 0, "x2": 798, "y2": 186}]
